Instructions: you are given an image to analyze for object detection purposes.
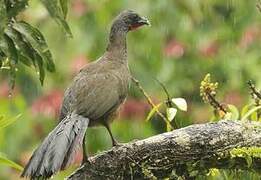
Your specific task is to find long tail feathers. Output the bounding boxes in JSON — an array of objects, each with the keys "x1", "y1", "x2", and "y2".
[{"x1": 21, "y1": 113, "x2": 89, "y2": 179}]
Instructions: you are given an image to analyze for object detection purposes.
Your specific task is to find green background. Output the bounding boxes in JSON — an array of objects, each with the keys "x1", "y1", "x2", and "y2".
[{"x1": 0, "y1": 0, "x2": 260, "y2": 179}]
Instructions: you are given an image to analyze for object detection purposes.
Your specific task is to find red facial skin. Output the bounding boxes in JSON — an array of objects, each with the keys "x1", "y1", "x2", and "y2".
[{"x1": 129, "y1": 23, "x2": 144, "y2": 31}]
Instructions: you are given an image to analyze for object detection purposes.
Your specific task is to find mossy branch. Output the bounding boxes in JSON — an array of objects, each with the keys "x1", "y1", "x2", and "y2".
[{"x1": 68, "y1": 120, "x2": 261, "y2": 179}]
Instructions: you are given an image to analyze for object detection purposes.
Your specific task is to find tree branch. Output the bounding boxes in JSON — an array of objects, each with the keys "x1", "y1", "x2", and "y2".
[{"x1": 68, "y1": 120, "x2": 261, "y2": 179}]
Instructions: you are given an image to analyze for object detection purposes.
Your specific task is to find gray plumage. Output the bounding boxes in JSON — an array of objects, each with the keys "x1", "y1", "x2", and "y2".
[
  {"x1": 21, "y1": 113, "x2": 88, "y2": 179},
  {"x1": 21, "y1": 10, "x2": 150, "y2": 179}
]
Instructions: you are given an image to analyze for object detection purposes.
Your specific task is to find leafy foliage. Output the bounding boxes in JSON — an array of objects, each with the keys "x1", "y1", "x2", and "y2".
[
  {"x1": 197, "y1": 74, "x2": 261, "y2": 178},
  {"x1": 0, "y1": 0, "x2": 71, "y2": 175},
  {"x1": 0, "y1": 0, "x2": 71, "y2": 90},
  {"x1": 40, "y1": 0, "x2": 72, "y2": 37},
  {"x1": 0, "y1": 0, "x2": 260, "y2": 179},
  {"x1": 0, "y1": 114, "x2": 21, "y2": 129},
  {"x1": 241, "y1": 105, "x2": 261, "y2": 121},
  {"x1": 145, "y1": 79, "x2": 187, "y2": 131},
  {"x1": 0, "y1": 114, "x2": 23, "y2": 171},
  {"x1": 0, "y1": 152, "x2": 23, "y2": 172},
  {"x1": 200, "y1": 74, "x2": 261, "y2": 122},
  {"x1": 230, "y1": 147, "x2": 261, "y2": 168}
]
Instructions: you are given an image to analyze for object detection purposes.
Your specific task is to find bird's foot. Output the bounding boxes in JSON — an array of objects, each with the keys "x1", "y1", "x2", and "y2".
[{"x1": 112, "y1": 140, "x2": 123, "y2": 147}]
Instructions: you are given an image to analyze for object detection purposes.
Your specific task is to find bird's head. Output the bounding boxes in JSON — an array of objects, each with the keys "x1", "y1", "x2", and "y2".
[{"x1": 112, "y1": 10, "x2": 150, "y2": 32}]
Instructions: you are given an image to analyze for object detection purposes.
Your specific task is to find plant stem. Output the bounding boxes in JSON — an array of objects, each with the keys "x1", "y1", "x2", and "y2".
[
  {"x1": 206, "y1": 91, "x2": 227, "y2": 113},
  {"x1": 248, "y1": 80, "x2": 261, "y2": 100},
  {"x1": 131, "y1": 76, "x2": 173, "y2": 129}
]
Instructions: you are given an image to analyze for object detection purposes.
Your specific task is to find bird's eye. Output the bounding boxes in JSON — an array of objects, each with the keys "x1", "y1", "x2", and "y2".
[{"x1": 133, "y1": 14, "x2": 139, "y2": 20}]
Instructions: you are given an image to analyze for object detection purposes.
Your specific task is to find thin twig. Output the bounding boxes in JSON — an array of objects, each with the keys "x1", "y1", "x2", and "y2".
[
  {"x1": 248, "y1": 80, "x2": 261, "y2": 100},
  {"x1": 206, "y1": 91, "x2": 227, "y2": 113},
  {"x1": 131, "y1": 76, "x2": 173, "y2": 129},
  {"x1": 153, "y1": 78, "x2": 171, "y2": 103},
  {"x1": 153, "y1": 78, "x2": 179, "y2": 128},
  {"x1": 248, "y1": 80, "x2": 261, "y2": 118}
]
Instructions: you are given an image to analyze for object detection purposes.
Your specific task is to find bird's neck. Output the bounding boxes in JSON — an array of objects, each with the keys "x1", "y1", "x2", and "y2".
[{"x1": 105, "y1": 26, "x2": 128, "y2": 63}]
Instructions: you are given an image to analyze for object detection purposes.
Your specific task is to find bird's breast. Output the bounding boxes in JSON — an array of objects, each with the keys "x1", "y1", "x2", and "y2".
[{"x1": 113, "y1": 65, "x2": 130, "y2": 97}]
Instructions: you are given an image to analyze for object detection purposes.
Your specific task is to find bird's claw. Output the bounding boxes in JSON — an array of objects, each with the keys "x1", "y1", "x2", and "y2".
[
  {"x1": 81, "y1": 158, "x2": 91, "y2": 166},
  {"x1": 112, "y1": 141, "x2": 123, "y2": 147}
]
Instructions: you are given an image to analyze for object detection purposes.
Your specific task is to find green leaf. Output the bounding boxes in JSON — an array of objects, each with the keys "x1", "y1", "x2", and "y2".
[
  {"x1": 41, "y1": 0, "x2": 72, "y2": 37},
  {"x1": 146, "y1": 103, "x2": 162, "y2": 121},
  {"x1": 3, "y1": 34, "x2": 18, "y2": 65},
  {"x1": 0, "y1": 57, "x2": 2, "y2": 67},
  {"x1": 207, "y1": 168, "x2": 220, "y2": 177},
  {"x1": 1, "y1": 33, "x2": 19, "y2": 90},
  {"x1": 0, "y1": 50, "x2": 6, "y2": 68},
  {"x1": 9, "y1": 66, "x2": 16, "y2": 91},
  {"x1": 57, "y1": 18, "x2": 72, "y2": 37},
  {"x1": 8, "y1": 23, "x2": 48, "y2": 84},
  {"x1": 25, "y1": 23, "x2": 55, "y2": 72},
  {"x1": 171, "y1": 98, "x2": 187, "y2": 111},
  {"x1": 19, "y1": 54, "x2": 33, "y2": 66},
  {"x1": 12, "y1": 21, "x2": 55, "y2": 72},
  {"x1": 0, "y1": 1, "x2": 7, "y2": 38},
  {"x1": 35, "y1": 53, "x2": 45, "y2": 85},
  {"x1": 0, "y1": 114, "x2": 21, "y2": 129},
  {"x1": 241, "y1": 104, "x2": 251, "y2": 118},
  {"x1": 5, "y1": 24, "x2": 49, "y2": 85},
  {"x1": 60, "y1": 0, "x2": 69, "y2": 19},
  {"x1": 0, "y1": 152, "x2": 23, "y2": 171},
  {"x1": 0, "y1": 34, "x2": 9, "y2": 56},
  {"x1": 166, "y1": 107, "x2": 177, "y2": 122},
  {"x1": 241, "y1": 106, "x2": 261, "y2": 121},
  {"x1": 4, "y1": 27, "x2": 35, "y2": 67},
  {"x1": 251, "y1": 111, "x2": 258, "y2": 121},
  {"x1": 245, "y1": 155, "x2": 253, "y2": 168},
  {"x1": 225, "y1": 104, "x2": 239, "y2": 120},
  {"x1": 5, "y1": 0, "x2": 29, "y2": 18},
  {"x1": 0, "y1": 33, "x2": 18, "y2": 65}
]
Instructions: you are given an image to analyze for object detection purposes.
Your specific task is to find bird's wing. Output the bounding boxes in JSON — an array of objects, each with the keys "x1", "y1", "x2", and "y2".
[
  {"x1": 59, "y1": 86, "x2": 75, "y2": 121},
  {"x1": 60, "y1": 71, "x2": 123, "y2": 121}
]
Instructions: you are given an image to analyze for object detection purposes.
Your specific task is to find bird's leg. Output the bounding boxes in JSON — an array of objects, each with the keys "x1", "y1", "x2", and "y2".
[
  {"x1": 103, "y1": 122, "x2": 119, "y2": 146},
  {"x1": 81, "y1": 134, "x2": 89, "y2": 165}
]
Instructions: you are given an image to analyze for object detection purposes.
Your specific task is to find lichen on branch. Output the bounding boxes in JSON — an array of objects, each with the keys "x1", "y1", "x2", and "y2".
[{"x1": 68, "y1": 120, "x2": 261, "y2": 179}]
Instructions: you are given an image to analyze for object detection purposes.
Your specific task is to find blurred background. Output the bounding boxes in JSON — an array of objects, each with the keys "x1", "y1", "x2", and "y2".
[{"x1": 0, "y1": 0, "x2": 260, "y2": 179}]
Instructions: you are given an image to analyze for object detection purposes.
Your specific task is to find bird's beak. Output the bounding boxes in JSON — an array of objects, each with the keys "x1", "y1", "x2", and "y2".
[
  {"x1": 138, "y1": 17, "x2": 151, "y2": 26},
  {"x1": 129, "y1": 16, "x2": 151, "y2": 31}
]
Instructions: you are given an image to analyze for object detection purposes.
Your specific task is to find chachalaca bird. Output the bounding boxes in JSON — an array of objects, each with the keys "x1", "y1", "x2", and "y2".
[{"x1": 21, "y1": 10, "x2": 150, "y2": 179}]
